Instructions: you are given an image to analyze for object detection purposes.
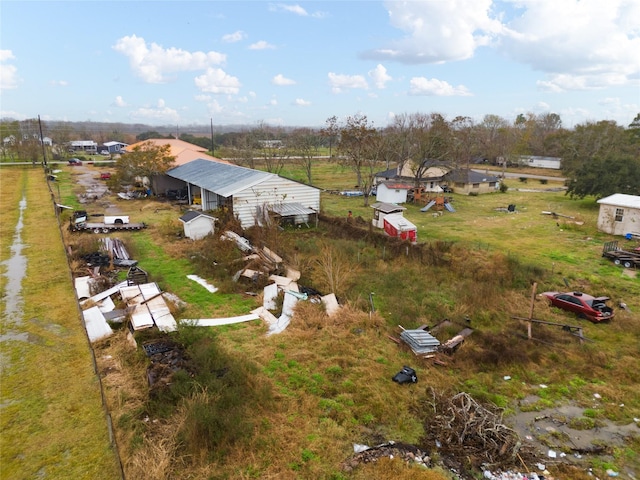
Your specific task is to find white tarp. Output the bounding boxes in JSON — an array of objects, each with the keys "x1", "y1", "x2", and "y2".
[{"x1": 82, "y1": 306, "x2": 114, "y2": 342}]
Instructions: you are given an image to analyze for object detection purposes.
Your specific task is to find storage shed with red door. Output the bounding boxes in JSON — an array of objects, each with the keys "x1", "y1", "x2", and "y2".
[{"x1": 382, "y1": 213, "x2": 417, "y2": 243}]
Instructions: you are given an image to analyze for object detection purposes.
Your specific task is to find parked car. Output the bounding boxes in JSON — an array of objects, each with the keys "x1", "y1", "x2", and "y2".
[
  {"x1": 540, "y1": 291, "x2": 614, "y2": 323},
  {"x1": 68, "y1": 158, "x2": 82, "y2": 166},
  {"x1": 99, "y1": 150, "x2": 109, "y2": 155}
]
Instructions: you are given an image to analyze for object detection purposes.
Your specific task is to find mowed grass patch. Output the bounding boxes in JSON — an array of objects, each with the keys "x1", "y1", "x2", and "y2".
[{"x1": 0, "y1": 167, "x2": 121, "y2": 480}]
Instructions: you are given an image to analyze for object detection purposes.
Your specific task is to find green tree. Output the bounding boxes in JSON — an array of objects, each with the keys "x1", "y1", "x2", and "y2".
[
  {"x1": 560, "y1": 120, "x2": 640, "y2": 199},
  {"x1": 115, "y1": 142, "x2": 176, "y2": 193}
]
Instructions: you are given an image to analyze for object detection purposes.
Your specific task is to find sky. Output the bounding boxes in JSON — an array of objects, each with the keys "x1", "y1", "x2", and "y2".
[{"x1": 1, "y1": 0, "x2": 639, "y2": 130}]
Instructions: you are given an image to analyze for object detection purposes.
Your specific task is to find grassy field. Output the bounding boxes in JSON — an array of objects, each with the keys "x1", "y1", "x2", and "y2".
[
  {"x1": 5, "y1": 159, "x2": 639, "y2": 479},
  {"x1": 0, "y1": 167, "x2": 122, "y2": 479}
]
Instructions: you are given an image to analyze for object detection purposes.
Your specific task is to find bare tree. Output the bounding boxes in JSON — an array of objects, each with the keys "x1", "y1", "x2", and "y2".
[
  {"x1": 337, "y1": 113, "x2": 383, "y2": 205},
  {"x1": 321, "y1": 116, "x2": 340, "y2": 159},
  {"x1": 289, "y1": 127, "x2": 322, "y2": 184}
]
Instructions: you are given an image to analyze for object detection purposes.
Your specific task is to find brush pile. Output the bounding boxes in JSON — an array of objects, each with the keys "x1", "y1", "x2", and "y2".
[{"x1": 422, "y1": 388, "x2": 532, "y2": 471}]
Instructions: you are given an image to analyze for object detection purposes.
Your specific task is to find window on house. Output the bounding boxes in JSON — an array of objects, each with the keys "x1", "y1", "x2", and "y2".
[
  {"x1": 489, "y1": 182, "x2": 496, "y2": 187},
  {"x1": 472, "y1": 183, "x2": 480, "y2": 189},
  {"x1": 615, "y1": 208, "x2": 624, "y2": 222}
]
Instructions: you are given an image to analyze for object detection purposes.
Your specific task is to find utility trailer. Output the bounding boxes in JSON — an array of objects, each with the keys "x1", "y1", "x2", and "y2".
[
  {"x1": 69, "y1": 210, "x2": 146, "y2": 234},
  {"x1": 602, "y1": 241, "x2": 640, "y2": 268}
]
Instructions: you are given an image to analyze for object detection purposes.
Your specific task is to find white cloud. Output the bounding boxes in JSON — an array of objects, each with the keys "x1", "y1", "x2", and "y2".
[
  {"x1": 0, "y1": 50, "x2": 18, "y2": 90},
  {"x1": 0, "y1": 50, "x2": 15, "y2": 62},
  {"x1": 194, "y1": 67, "x2": 241, "y2": 94},
  {"x1": 270, "y1": 98, "x2": 278, "y2": 106},
  {"x1": 113, "y1": 35, "x2": 226, "y2": 83},
  {"x1": 293, "y1": 98, "x2": 311, "y2": 106},
  {"x1": 408, "y1": 77, "x2": 472, "y2": 96},
  {"x1": 328, "y1": 72, "x2": 368, "y2": 93},
  {"x1": 222, "y1": 31, "x2": 246, "y2": 43},
  {"x1": 365, "y1": 0, "x2": 503, "y2": 63},
  {"x1": 49, "y1": 80, "x2": 68, "y2": 87},
  {"x1": 113, "y1": 96, "x2": 128, "y2": 107},
  {"x1": 368, "y1": 64, "x2": 392, "y2": 89},
  {"x1": 270, "y1": 3, "x2": 309, "y2": 16},
  {"x1": 499, "y1": 0, "x2": 640, "y2": 90},
  {"x1": 249, "y1": 40, "x2": 276, "y2": 50},
  {"x1": 130, "y1": 98, "x2": 180, "y2": 123},
  {"x1": 269, "y1": 3, "x2": 327, "y2": 18},
  {"x1": 272, "y1": 74, "x2": 296, "y2": 86}
]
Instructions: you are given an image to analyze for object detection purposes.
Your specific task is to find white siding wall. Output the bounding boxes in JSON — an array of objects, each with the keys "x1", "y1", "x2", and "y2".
[
  {"x1": 597, "y1": 205, "x2": 640, "y2": 236},
  {"x1": 376, "y1": 184, "x2": 408, "y2": 204},
  {"x1": 232, "y1": 177, "x2": 320, "y2": 228}
]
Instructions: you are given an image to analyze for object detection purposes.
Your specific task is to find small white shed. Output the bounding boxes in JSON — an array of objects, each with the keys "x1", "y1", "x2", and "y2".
[
  {"x1": 376, "y1": 181, "x2": 413, "y2": 204},
  {"x1": 179, "y1": 211, "x2": 217, "y2": 240},
  {"x1": 597, "y1": 194, "x2": 640, "y2": 237},
  {"x1": 371, "y1": 202, "x2": 406, "y2": 229}
]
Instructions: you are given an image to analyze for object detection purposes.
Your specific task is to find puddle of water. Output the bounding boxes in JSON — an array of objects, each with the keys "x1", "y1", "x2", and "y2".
[
  {"x1": 2, "y1": 195, "x2": 27, "y2": 326},
  {"x1": 507, "y1": 399, "x2": 639, "y2": 466}
]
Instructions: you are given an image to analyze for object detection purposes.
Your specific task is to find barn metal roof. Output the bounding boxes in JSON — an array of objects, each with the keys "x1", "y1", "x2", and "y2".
[{"x1": 167, "y1": 159, "x2": 274, "y2": 197}]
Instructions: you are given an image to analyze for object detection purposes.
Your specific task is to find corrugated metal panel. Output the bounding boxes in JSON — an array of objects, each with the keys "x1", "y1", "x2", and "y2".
[
  {"x1": 167, "y1": 159, "x2": 274, "y2": 197},
  {"x1": 269, "y1": 202, "x2": 317, "y2": 216},
  {"x1": 400, "y1": 329, "x2": 440, "y2": 355}
]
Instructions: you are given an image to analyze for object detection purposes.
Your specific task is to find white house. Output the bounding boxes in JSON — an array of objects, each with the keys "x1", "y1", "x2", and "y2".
[
  {"x1": 103, "y1": 141, "x2": 129, "y2": 154},
  {"x1": 166, "y1": 159, "x2": 320, "y2": 229},
  {"x1": 517, "y1": 155, "x2": 562, "y2": 170},
  {"x1": 597, "y1": 194, "x2": 640, "y2": 237},
  {"x1": 69, "y1": 140, "x2": 98, "y2": 153},
  {"x1": 179, "y1": 211, "x2": 217, "y2": 240}
]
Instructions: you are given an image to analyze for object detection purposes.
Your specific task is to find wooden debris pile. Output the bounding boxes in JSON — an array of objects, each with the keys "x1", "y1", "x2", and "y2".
[{"x1": 422, "y1": 388, "x2": 530, "y2": 471}]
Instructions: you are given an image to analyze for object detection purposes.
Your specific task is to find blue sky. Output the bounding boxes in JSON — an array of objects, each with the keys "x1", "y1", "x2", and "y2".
[{"x1": 1, "y1": 1, "x2": 639, "y2": 129}]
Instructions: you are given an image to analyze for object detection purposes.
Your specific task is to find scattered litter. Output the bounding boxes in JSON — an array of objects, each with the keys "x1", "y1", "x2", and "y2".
[
  {"x1": 606, "y1": 469, "x2": 619, "y2": 477},
  {"x1": 263, "y1": 283, "x2": 279, "y2": 310},
  {"x1": 186, "y1": 274, "x2": 218, "y2": 293},
  {"x1": 119, "y1": 283, "x2": 177, "y2": 332},
  {"x1": 593, "y1": 393, "x2": 601, "y2": 399},
  {"x1": 353, "y1": 444, "x2": 369, "y2": 453},
  {"x1": 75, "y1": 276, "x2": 92, "y2": 300},
  {"x1": 392, "y1": 366, "x2": 417, "y2": 384},
  {"x1": 342, "y1": 441, "x2": 430, "y2": 472},
  {"x1": 503, "y1": 375, "x2": 512, "y2": 381},
  {"x1": 537, "y1": 463, "x2": 546, "y2": 471},
  {"x1": 547, "y1": 449, "x2": 557, "y2": 458},
  {"x1": 539, "y1": 384, "x2": 548, "y2": 389}
]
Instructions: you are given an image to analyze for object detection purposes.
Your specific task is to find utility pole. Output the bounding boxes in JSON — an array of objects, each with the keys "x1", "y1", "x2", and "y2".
[
  {"x1": 38, "y1": 115, "x2": 47, "y2": 167},
  {"x1": 211, "y1": 117, "x2": 216, "y2": 157}
]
